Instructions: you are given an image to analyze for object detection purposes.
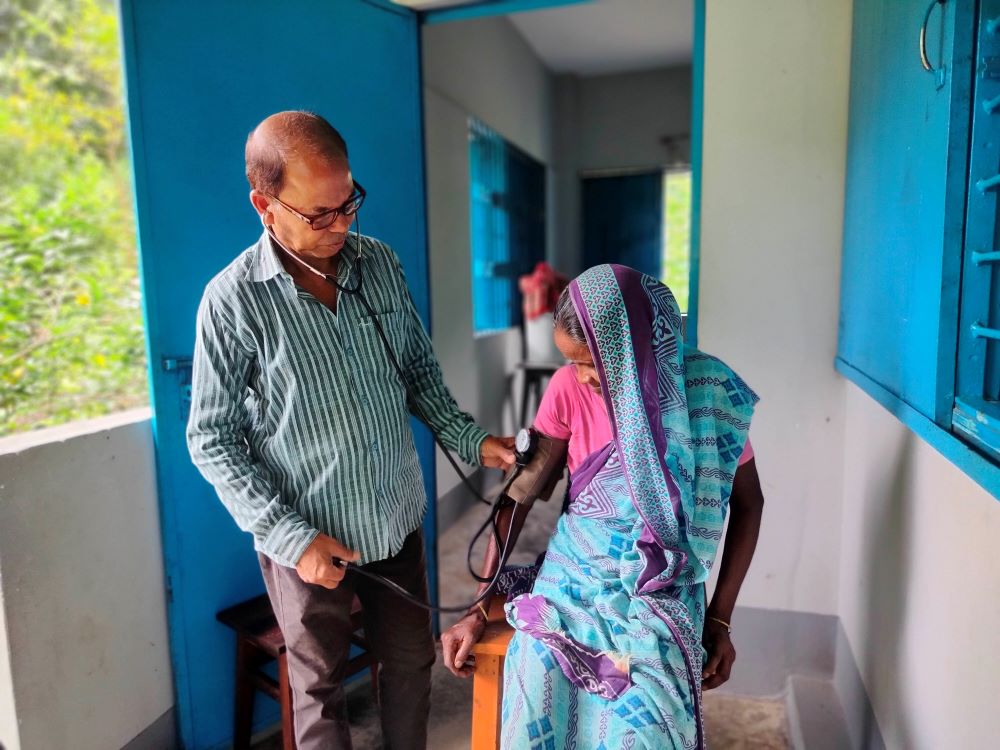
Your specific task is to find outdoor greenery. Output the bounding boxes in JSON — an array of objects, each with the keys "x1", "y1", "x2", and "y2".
[
  {"x1": 662, "y1": 169, "x2": 691, "y2": 313},
  {"x1": 0, "y1": 0, "x2": 147, "y2": 437}
]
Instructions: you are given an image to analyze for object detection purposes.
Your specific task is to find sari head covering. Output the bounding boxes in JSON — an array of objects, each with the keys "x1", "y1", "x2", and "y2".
[
  {"x1": 569, "y1": 264, "x2": 758, "y2": 587},
  {"x1": 500, "y1": 265, "x2": 759, "y2": 750}
]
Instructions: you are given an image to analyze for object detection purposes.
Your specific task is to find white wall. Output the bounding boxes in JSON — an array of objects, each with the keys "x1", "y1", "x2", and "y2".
[
  {"x1": 838, "y1": 387, "x2": 1000, "y2": 749},
  {"x1": 423, "y1": 16, "x2": 553, "y2": 163},
  {"x1": 553, "y1": 66, "x2": 692, "y2": 275},
  {"x1": 699, "y1": 0, "x2": 853, "y2": 615},
  {"x1": 422, "y1": 16, "x2": 555, "y2": 499},
  {"x1": 0, "y1": 586, "x2": 16, "y2": 750},
  {"x1": 0, "y1": 411, "x2": 172, "y2": 750}
]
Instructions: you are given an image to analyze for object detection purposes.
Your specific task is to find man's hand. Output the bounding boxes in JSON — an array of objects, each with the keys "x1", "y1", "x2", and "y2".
[
  {"x1": 295, "y1": 533, "x2": 360, "y2": 589},
  {"x1": 481, "y1": 435, "x2": 516, "y2": 470},
  {"x1": 441, "y1": 613, "x2": 488, "y2": 677},
  {"x1": 702, "y1": 619, "x2": 736, "y2": 690}
]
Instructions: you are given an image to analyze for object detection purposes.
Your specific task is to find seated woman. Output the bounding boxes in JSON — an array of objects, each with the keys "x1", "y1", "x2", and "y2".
[{"x1": 442, "y1": 264, "x2": 765, "y2": 750}]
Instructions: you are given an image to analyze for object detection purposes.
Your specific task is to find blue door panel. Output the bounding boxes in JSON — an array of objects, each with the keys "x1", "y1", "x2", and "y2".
[
  {"x1": 581, "y1": 172, "x2": 663, "y2": 280},
  {"x1": 119, "y1": 2, "x2": 430, "y2": 747}
]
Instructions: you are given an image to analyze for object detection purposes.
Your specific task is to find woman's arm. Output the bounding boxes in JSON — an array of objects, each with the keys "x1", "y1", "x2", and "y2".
[
  {"x1": 703, "y1": 457, "x2": 765, "y2": 689},
  {"x1": 440, "y1": 499, "x2": 532, "y2": 678}
]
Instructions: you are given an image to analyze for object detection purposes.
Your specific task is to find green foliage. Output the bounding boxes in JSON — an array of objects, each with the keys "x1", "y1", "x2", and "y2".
[
  {"x1": 662, "y1": 170, "x2": 691, "y2": 313},
  {"x1": 0, "y1": 0, "x2": 147, "y2": 436}
]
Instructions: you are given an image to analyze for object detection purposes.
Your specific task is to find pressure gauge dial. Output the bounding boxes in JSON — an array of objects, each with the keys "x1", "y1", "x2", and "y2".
[{"x1": 514, "y1": 428, "x2": 537, "y2": 467}]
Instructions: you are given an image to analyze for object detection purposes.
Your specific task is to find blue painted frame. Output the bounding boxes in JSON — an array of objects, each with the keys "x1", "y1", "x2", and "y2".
[
  {"x1": 423, "y1": 0, "x2": 592, "y2": 25},
  {"x1": 687, "y1": 0, "x2": 705, "y2": 348},
  {"x1": 837, "y1": 359, "x2": 1000, "y2": 500}
]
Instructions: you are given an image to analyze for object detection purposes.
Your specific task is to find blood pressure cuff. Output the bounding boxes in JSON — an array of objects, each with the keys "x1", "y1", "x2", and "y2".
[{"x1": 506, "y1": 432, "x2": 568, "y2": 506}]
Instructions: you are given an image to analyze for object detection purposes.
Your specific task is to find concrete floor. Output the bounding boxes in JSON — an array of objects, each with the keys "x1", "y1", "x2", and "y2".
[{"x1": 254, "y1": 482, "x2": 790, "y2": 749}]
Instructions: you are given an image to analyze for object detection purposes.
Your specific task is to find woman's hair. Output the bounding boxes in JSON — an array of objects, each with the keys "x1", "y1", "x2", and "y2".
[{"x1": 553, "y1": 287, "x2": 586, "y2": 344}]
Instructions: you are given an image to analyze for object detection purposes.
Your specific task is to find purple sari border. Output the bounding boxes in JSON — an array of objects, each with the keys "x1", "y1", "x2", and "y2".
[
  {"x1": 569, "y1": 277, "x2": 670, "y2": 553},
  {"x1": 511, "y1": 594, "x2": 632, "y2": 701},
  {"x1": 568, "y1": 441, "x2": 614, "y2": 503},
  {"x1": 609, "y1": 265, "x2": 684, "y2": 525},
  {"x1": 642, "y1": 596, "x2": 706, "y2": 750}
]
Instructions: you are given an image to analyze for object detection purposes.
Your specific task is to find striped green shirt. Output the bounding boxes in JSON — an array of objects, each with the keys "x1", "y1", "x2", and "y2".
[{"x1": 186, "y1": 232, "x2": 487, "y2": 567}]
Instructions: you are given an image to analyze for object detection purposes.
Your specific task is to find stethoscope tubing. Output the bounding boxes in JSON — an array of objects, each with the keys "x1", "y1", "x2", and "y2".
[{"x1": 265, "y1": 215, "x2": 521, "y2": 613}]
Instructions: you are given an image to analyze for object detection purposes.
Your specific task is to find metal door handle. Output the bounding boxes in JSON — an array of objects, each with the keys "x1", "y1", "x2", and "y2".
[{"x1": 920, "y1": 0, "x2": 947, "y2": 86}]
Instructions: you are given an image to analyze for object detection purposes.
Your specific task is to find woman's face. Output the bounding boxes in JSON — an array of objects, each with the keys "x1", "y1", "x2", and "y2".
[{"x1": 555, "y1": 327, "x2": 601, "y2": 394}]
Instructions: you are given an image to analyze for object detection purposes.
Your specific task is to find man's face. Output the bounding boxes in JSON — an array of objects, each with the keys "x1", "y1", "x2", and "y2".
[{"x1": 263, "y1": 156, "x2": 356, "y2": 261}]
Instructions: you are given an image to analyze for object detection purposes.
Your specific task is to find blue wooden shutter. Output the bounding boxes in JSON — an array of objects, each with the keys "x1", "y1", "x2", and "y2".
[
  {"x1": 468, "y1": 119, "x2": 545, "y2": 334},
  {"x1": 837, "y1": 0, "x2": 973, "y2": 424},
  {"x1": 954, "y1": 0, "x2": 1000, "y2": 460}
]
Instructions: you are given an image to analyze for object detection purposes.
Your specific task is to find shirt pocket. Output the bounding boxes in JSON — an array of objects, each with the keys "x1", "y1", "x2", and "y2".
[{"x1": 358, "y1": 308, "x2": 407, "y2": 371}]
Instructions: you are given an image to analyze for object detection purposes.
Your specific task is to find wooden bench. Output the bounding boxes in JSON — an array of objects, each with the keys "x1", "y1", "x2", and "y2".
[
  {"x1": 470, "y1": 595, "x2": 515, "y2": 750},
  {"x1": 217, "y1": 593, "x2": 377, "y2": 750}
]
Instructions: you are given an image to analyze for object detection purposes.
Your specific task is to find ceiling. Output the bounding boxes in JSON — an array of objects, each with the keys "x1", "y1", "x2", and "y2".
[{"x1": 394, "y1": 0, "x2": 693, "y2": 77}]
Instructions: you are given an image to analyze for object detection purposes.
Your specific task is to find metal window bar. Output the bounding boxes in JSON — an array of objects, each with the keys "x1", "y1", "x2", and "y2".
[{"x1": 954, "y1": 0, "x2": 1000, "y2": 459}]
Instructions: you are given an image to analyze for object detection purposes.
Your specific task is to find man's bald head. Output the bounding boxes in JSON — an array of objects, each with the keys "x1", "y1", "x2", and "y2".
[{"x1": 245, "y1": 111, "x2": 349, "y2": 196}]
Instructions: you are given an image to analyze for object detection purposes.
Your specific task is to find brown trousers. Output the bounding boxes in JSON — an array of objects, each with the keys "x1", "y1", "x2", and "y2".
[{"x1": 259, "y1": 530, "x2": 435, "y2": 750}]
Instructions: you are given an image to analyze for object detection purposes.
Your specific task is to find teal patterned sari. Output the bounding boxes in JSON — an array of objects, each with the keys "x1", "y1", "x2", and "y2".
[{"x1": 501, "y1": 265, "x2": 758, "y2": 750}]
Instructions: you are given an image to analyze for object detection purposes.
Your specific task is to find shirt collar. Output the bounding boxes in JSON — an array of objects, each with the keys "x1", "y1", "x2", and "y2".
[
  {"x1": 247, "y1": 231, "x2": 287, "y2": 283},
  {"x1": 246, "y1": 229, "x2": 363, "y2": 285}
]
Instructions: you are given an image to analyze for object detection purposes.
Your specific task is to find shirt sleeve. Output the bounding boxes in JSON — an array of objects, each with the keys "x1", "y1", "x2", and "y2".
[
  {"x1": 186, "y1": 289, "x2": 319, "y2": 567},
  {"x1": 388, "y1": 250, "x2": 488, "y2": 466},
  {"x1": 738, "y1": 437, "x2": 754, "y2": 466},
  {"x1": 532, "y1": 366, "x2": 574, "y2": 440}
]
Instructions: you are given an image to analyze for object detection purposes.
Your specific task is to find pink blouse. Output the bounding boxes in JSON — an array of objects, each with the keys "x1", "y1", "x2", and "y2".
[{"x1": 533, "y1": 365, "x2": 754, "y2": 474}]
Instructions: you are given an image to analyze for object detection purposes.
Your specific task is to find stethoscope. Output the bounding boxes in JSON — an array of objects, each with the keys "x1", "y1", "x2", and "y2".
[{"x1": 263, "y1": 213, "x2": 525, "y2": 613}]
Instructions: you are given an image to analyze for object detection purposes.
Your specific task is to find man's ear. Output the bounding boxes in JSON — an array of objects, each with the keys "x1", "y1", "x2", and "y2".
[{"x1": 250, "y1": 190, "x2": 271, "y2": 223}]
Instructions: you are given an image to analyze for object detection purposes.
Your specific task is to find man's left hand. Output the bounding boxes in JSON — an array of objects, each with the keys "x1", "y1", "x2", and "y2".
[{"x1": 481, "y1": 435, "x2": 516, "y2": 470}]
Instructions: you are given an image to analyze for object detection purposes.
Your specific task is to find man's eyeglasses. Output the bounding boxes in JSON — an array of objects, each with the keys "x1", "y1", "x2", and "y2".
[{"x1": 267, "y1": 181, "x2": 366, "y2": 231}]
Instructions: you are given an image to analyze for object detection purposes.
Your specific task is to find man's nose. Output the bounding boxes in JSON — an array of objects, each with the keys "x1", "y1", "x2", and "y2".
[{"x1": 329, "y1": 213, "x2": 353, "y2": 233}]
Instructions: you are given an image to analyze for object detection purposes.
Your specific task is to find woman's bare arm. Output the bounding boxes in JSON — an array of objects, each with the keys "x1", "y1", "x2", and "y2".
[
  {"x1": 440, "y1": 499, "x2": 532, "y2": 677},
  {"x1": 703, "y1": 457, "x2": 765, "y2": 689}
]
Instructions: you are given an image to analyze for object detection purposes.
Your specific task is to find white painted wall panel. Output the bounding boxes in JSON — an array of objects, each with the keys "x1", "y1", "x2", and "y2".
[{"x1": 0, "y1": 412, "x2": 172, "y2": 750}]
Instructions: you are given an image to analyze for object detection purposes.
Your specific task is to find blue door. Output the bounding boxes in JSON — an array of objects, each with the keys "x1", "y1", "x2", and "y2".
[
  {"x1": 119, "y1": 1, "x2": 434, "y2": 747},
  {"x1": 581, "y1": 171, "x2": 663, "y2": 279}
]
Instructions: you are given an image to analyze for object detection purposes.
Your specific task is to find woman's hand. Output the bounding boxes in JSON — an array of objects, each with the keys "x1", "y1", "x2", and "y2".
[
  {"x1": 702, "y1": 619, "x2": 736, "y2": 690},
  {"x1": 441, "y1": 613, "x2": 488, "y2": 678}
]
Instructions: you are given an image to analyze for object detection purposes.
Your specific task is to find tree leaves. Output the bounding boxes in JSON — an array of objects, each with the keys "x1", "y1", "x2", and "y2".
[{"x1": 1, "y1": 0, "x2": 147, "y2": 435}]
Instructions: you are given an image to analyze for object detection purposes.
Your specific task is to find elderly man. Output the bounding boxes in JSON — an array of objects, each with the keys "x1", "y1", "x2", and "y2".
[{"x1": 187, "y1": 110, "x2": 514, "y2": 750}]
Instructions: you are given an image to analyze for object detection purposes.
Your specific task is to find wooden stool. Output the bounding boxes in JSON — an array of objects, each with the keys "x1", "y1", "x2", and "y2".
[
  {"x1": 470, "y1": 595, "x2": 515, "y2": 750},
  {"x1": 217, "y1": 593, "x2": 377, "y2": 750}
]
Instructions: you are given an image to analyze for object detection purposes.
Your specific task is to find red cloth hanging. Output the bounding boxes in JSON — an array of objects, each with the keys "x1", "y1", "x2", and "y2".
[{"x1": 518, "y1": 262, "x2": 569, "y2": 321}]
